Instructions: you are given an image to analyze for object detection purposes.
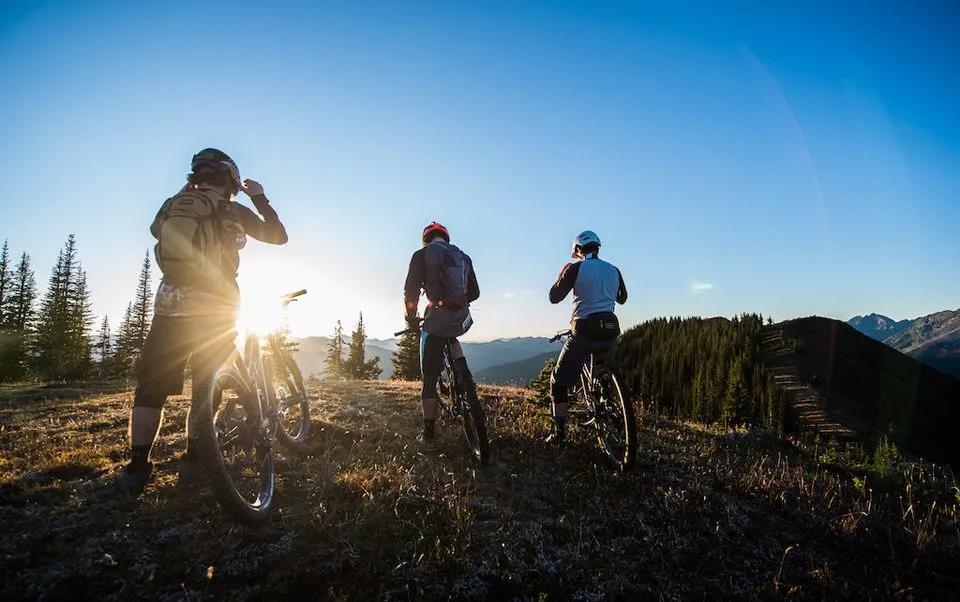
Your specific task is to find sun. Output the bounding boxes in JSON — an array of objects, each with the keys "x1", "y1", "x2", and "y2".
[
  {"x1": 236, "y1": 289, "x2": 290, "y2": 336},
  {"x1": 234, "y1": 256, "x2": 309, "y2": 336}
]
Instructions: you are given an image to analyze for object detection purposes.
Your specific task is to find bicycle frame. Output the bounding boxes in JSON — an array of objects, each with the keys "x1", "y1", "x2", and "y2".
[
  {"x1": 237, "y1": 289, "x2": 308, "y2": 432},
  {"x1": 394, "y1": 326, "x2": 464, "y2": 418},
  {"x1": 551, "y1": 330, "x2": 609, "y2": 420}
]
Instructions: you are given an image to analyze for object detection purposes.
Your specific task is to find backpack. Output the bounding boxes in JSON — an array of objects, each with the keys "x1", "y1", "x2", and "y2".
[
  {"x1": 437, "y1": 243, "x2": 470, "y2": 310},
  {"x1": 151, "y1": 188, "x2": 225, "y2": 285}
]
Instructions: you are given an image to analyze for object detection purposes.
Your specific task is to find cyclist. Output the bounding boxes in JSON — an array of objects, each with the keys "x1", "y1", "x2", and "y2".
[
  {"x1": 116, "y1": 148, "x2": 288, "y2": 494},
  {"x1": 547, "y1": 230, "x2": 627, "y2": 444},
  {"x1": 404, "y1": 222, "x2": 480, "y2": 450}
]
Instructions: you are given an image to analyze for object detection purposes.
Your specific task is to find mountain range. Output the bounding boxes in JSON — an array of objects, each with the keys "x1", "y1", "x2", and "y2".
[
  {"x1": 848, "y1": 309, "x2": 960, "y2": 380},
  {"x1": 292, "y1": 335, "x2": 557, "y2": 381}
]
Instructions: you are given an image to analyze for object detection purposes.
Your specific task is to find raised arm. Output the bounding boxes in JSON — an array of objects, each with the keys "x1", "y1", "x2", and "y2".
[
  {"x1": 236, "y1": 179, "x2": 288, "y2": 244},
  {"x1": 466, "y1": 254, "x2": 480, "y2": 303},
  {"x1": 549, "y1": 262, "x2": 580, "y2": 304},
  {"x1": 404, "y1": 250, "x2": 425, "y2": 318},
  {"x1": 236, "y1": 195, "x2": 288, "y2": 244}
]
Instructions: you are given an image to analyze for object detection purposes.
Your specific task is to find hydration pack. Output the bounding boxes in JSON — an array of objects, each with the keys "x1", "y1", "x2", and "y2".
[
  {"x1": 151, "y1": 188, "x2": 228, "y2": 285},
  {"x1": 437, "y1": 243, "x2": 470, "y2": 310}
]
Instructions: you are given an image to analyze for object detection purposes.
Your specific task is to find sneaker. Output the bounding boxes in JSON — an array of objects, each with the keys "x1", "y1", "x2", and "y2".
[{"x1": 115, "y1": 461, "x2": 153, "y2": 496}]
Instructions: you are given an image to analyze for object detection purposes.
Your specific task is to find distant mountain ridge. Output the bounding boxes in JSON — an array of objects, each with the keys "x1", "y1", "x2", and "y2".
[
  {"x1": 847, "y1": 309, "x2": 960, "y2": 380},
  {"x1": 475, "y1": 351, "x2": 560, "y2": 385},
  {"x1": 847, "y1": 313, "x2": 911, "y2": 341},
  {"x1": 292, "y1": 335, "x2": 555, "y2": 380}
]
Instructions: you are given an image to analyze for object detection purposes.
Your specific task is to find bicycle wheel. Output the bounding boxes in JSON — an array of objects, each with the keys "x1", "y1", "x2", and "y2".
[
  {"x1": 270, "y1": 348, "x2": 311, "y2": 450},
  {"x1": 193, "y1": 362, "x2": 276, "y2": 524},
  {"x1": 450, "y1": 367, "x2": 489, "y2": 464},
  {"x1": 590, "y1": 366, "x2": 636, "y2": 472}
]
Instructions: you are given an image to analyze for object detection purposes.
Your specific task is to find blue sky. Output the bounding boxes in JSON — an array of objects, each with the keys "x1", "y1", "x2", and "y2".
[{"x1": 0, "y1": 1, "x2": 957, "y2": 340}]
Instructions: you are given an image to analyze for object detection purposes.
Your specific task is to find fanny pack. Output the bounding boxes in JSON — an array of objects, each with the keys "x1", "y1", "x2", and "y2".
[{"x1": 572, "y1": 312, "x2": 620, "y2": 341}]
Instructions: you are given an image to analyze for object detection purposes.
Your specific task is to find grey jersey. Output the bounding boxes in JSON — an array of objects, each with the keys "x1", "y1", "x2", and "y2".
[{"x1": 549, "y1": 254, "x2": 627, "y2": 321}]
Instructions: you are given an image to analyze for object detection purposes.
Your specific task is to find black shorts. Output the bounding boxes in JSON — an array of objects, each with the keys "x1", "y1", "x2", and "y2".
[{"x1": 133, "y1": 314, "x2": 236, "y2": 407}]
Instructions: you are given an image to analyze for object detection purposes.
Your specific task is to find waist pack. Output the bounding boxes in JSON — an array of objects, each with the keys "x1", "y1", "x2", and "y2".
[
  {"x1": 151, "y1": 188, "x2": 232, "y2": 286},
  {"x1": 573, "y1": 312, "x2": 620, "y2": 341}
]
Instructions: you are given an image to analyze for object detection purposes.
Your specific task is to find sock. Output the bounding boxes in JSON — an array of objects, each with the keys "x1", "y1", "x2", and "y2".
[
  {"x1": 131, "y1": 444, "x2": 151, "y2": 467},
  {"x1": 424, "y1": 418, "x2": 436, "y2": 439}
]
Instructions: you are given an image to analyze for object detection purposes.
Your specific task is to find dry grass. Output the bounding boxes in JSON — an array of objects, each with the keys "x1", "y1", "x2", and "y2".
[{"x1": 0, "y1": 379, "x2": 957, "y2": 599}]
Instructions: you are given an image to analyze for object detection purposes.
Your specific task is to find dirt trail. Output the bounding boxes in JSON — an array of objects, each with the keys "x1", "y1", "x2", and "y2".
[{"x1": 761, "y1": 329, "x2": 859, "y2": 443}]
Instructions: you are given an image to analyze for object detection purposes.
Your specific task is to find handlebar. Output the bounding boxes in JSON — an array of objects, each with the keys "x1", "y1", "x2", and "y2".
[
  {"x1": 284, "y1": 289, "x2": 307, "y2": 301},
  {"x1": 394, "y1": 317, "x2": 424, "y2": 337},
  {"x1": 549, "y1": 329, "x2": 573, "y2": 343},
  {"x1": 281, "y1": 289, "x2": 307, "y2": 307}
]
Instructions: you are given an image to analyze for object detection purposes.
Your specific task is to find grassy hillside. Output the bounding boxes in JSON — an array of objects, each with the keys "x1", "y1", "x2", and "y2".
[
  {"x1": 1, "y1": 380, "x2": 958, "y2": 598},
  {"x1": 776, "y1": 317, "x2": 960, "y2": 468}
]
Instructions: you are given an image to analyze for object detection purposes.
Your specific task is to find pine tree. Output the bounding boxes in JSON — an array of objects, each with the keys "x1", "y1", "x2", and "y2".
[
  {"x1": 344, "y1": 312, "x2": 381, "y2": 380},
  {"x1": 390, "y1": 327, "x2": 421, "y2": 380},
  {"x1": 127, "y1": 252, "x2": 153, "y2": 372},
  {"x1": 94, "y1": 315, "x2": 113, "y2": 377},
  {"x1": 529, "y1": 357, "x2": 557, "y2": 404},
  {"x1": 0, "y1": 240, "x2": 10, "y2": 326},
  {"x1": 722, "y1": 355, "x2": 747, "y2": 426},
  {"x1": 324, "y1": 320, "x2": 345, "y2": 379},
  {"x1": 0, "y1": 253, "x2": 37, "y2": 381},
  {"x1": 113, "y1": 302, "x2": 135, "y2": 378},
  {"x1": 66, "y1": 267, "x2": 94, "y2": 379},
  {"x1": 34, "y1": 238, "x2": 74, "y2": 379}
]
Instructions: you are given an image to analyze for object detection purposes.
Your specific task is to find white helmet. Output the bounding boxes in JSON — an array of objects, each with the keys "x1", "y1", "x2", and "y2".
[{"x1": 571, "y1": 230, "x2": 601, "y2": 258}]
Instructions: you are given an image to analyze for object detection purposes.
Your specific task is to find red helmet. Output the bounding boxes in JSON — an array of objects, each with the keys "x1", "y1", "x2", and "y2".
[{"x1": 422, "y1": 221, "x2": 450, "y2": 244}]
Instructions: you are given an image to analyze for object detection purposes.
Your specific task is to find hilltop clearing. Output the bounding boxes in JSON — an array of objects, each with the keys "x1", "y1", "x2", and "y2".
[{"x1": 0, "y1": 380, "x2": 957, "y2": 599}]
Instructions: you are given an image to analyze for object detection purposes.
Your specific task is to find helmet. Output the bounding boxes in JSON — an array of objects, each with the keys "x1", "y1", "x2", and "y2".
[
  {"x1": 571, "y1": 230, "x2": 601, "y2": 258},
  {"x1": 191, "y1": 148, "x2": 243, "y2": 188},
  {"x1": 422, "y1": 221, "x2": 450, "y2": 244}
]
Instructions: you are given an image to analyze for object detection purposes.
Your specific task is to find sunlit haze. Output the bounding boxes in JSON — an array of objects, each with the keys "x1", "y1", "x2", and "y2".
[{"x1": 1, "y1": 1, "x2": 957, "y2": 340}]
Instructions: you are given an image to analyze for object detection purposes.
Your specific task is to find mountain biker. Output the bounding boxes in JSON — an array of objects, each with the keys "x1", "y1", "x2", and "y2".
[
  {"x1": 404, "y1": 222, "x2": 480, "y2": 450},
  {"x1": 547, "y1": 230, "x2": 627, "y2": 444},
  {"x1": 116, "y1": 148, "x2": 288, "y2": 494}
]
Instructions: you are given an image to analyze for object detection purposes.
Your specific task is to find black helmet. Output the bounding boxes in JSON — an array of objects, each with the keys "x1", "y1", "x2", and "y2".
[{"x1": 191, "y1": 148, "x2": 242, "y2": 188}]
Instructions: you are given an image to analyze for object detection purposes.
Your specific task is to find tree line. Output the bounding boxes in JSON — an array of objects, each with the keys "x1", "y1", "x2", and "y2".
[
  {"x1": 0, "y1": 236, "x2": 155, "y2": 382},
  {"x1": 607, "y1": 313, "x2": 786, "y2": 431},
  {"x1": 321, "y1": 314, "x2": 383, "y2": 380},
  {"x1": 319, "y1": 314, "x2": 422, "y2": 382}
]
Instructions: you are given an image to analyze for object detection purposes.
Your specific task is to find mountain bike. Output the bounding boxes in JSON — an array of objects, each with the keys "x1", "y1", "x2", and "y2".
[
  {"x1": 550, "y1": 330, "x2": 636, "y2": 472},
  {"x1": 192, "y1": 289, "x2": 311, "y2": 524},
  {"x1": 394, "y1": 324, "x2": 490, "y2": 464}
]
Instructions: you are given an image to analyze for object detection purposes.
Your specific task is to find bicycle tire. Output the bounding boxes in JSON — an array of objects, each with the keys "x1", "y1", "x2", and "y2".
[
  {"x1": 591, "y1": 366, "x2": 637, "y2": 473},
  {"x1": 461, "y1": 395, "x2": 490, "y2": 464},
  {"x1": 271, "y1": 348, "x2": 311, "y2": 450},
  {"x1": 193, "y1": 363, "x2": 276, "y2": 525}
]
